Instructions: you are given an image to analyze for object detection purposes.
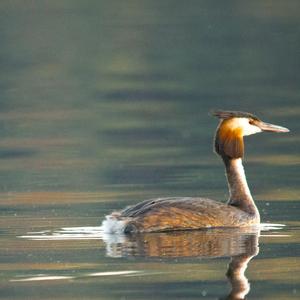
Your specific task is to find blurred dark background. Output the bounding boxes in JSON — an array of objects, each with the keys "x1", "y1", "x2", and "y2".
[{"x1": 0, "y1": 1, "x2": 299, "y2": 201}]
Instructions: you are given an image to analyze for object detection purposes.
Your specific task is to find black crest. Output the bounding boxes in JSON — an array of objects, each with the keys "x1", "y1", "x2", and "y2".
[{"x1": 212, "y1": 110, "x2": 260, "y2": 121}]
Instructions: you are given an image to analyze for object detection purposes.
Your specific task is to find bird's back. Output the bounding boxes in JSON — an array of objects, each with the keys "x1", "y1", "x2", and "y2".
[{"x1": 113, "y1": 197, "x2": 258, "y2": 233}]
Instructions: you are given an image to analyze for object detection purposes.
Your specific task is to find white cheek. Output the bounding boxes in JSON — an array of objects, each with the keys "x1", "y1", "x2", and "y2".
[
  {"x1": 243, "y1": 124, "x2": 262, "y2": 136},
  {"x1": 235, "y1": 118, "x2": 262, "y2": 136},
  {"x1": 228, "y1": 118, "x2": 262, "y2": 136}
]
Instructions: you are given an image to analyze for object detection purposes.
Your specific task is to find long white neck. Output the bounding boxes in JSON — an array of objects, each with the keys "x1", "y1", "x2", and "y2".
[{"x1": 223, "y1": 157, "x2": 259, "y2": 217}]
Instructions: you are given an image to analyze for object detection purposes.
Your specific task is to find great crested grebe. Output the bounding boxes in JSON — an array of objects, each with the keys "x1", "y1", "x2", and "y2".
[{"x1": 102, "y1": 110, "x2": 289, "y2": 233}]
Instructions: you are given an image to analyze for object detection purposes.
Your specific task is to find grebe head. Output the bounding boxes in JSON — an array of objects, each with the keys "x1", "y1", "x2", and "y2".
[{"x1": 212, "y1": 110, "x2": 289, "y2": 159}]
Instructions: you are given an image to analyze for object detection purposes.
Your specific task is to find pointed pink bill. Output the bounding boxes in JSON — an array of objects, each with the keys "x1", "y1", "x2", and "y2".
[{"x1": 257, "y1": 121, "x2": 290, "y2": 133}]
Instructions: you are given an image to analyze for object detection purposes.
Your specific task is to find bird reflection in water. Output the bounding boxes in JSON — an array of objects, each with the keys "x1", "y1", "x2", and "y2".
[{"x1": 102, "y1": 228, "x2": 260, "y2": 300}]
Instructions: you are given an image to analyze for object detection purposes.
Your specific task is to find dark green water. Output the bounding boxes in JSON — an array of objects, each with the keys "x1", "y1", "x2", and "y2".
[{"x1": 0, "y1": 1, "x2": 299, "y2": 299}]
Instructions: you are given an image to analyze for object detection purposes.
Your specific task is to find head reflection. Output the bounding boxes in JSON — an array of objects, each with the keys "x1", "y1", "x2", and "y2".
[{"x1": 102, "y1": 228, "x2": 260, "y2": 300}]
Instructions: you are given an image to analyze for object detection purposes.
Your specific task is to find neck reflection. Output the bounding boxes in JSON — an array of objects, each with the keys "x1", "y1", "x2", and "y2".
[{"x1": 102, "y1": 227, "x2": 259, "y2": 300}]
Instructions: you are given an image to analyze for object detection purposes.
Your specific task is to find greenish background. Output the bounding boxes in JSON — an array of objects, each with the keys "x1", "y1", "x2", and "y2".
[{"x1": 0, "y1": 1, "x2": 299, "y2": 299}]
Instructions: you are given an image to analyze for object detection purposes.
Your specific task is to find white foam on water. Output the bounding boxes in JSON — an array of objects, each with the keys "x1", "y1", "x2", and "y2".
[
  {"x1": 10, "y1": 271, "x2": 142, "y2": 282},
  {"x1": 100, "y1": 215, "x2": 126, "y2": 234},
  {"x1": 11, "y1": 275, "x2": 73, "y2": 282},
  {"x1": 19, "y1": 226, "x2": 104, "y2": 240},
  {"x1": 259, "y1": 223, "x2": 290, "y2": 237},
  {"x1": 88, "y1": 270, "x2": 141, "y2": 277},
  {"x1": 259, "y1": 223, "x2": 286, "y2": 230}
]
